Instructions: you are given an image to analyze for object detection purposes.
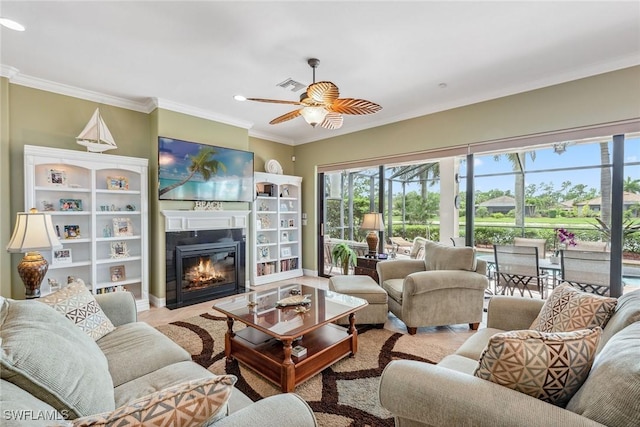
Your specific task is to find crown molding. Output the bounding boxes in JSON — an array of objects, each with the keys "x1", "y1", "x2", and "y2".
[
  {"x1": 248, "y1": 129, "x2": 295, "y2": 145},
  {"x1": 0, "y1": 65, "x2": 19, "y2": 79},
  {"x1": 4, "y1": 69, "x2": 150, "y2": 113},
  {"x1": 151, "y1": 98, "x2": 253, "y2": 130}
]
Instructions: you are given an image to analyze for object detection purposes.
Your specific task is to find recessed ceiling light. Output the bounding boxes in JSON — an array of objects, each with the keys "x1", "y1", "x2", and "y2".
[
  {"x1": 0, "y1": 17, "x2": 25, "y2": 31},
  {"x1": 234, "y1": 95, "x2": 247, "y2": 101}
]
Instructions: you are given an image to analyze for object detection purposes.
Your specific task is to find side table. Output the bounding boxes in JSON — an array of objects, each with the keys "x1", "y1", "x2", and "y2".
[{"x1": 355, "y1": 256, "x2": 383, "y2": 283}]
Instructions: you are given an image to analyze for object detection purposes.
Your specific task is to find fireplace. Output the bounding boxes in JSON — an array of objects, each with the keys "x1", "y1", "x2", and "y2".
[
  {"x1": 163, "y1": 210, "x2": 249, "y2": 309},
  {"x1": 165, "y1": 230, "x2": 246, "y2": 308},
  {"x1": 176, "y1": 242, "x2": 239, "y2": 304}
]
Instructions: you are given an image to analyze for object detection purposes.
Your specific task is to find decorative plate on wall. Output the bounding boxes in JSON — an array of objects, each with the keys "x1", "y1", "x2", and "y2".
[{"x1": 265, "y1": 159, "x2": 283, "y2": 175}]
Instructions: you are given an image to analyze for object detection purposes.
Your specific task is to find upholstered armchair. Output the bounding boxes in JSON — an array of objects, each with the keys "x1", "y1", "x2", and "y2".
[{"x1": 376, "y1": 240, "x2": 488, "y2": 334}]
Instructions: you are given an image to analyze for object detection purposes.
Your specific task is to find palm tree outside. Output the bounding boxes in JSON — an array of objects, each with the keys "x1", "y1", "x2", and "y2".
[{"x1": 159, "y1": 147, "x2": 227, "y2": 196}]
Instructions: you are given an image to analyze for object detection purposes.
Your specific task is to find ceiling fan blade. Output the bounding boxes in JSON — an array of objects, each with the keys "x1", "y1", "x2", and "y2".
[
  {"x1": 246, "y1": 97, "x2": 302, "y2": 105},
  {"x1": 329, "y1": 98, "x2": 382, "y2": 115},
  {"x1": 269, "y1": 109, "x2": 301, "y2": 125},
  {"x1": 307, "y1": 81, "x2": 340, "y2": 104},
  {"x1": 320, "y1": 112, "x2": 343, "y2": 130}
]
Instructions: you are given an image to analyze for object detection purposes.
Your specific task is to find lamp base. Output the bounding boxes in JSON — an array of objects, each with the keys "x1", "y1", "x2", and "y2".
[
  {"x1": 17, "y1": 251, "x2": 49, "y2": 299},
  {"x1": 365, "y1": 231, "x2": 379, "y2": 258}
]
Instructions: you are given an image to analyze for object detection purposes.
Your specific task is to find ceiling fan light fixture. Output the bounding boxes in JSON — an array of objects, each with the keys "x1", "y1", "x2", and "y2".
[
  {"x1": 300, "y1": 106, "x2": 328, "y2": 127},
  {"x1": 0, "y1": 17, "x2": 25, "y2": 31}
]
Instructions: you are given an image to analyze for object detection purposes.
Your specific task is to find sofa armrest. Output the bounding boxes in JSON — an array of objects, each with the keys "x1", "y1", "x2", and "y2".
[
  {"x1": 214, "y1": 393, "x2": 317, "y2": 426},
  {"x1": 379, "y1": 360, "x2": 604, "y2": 427},
  {"x1": 404, "y1": 270, "x2": 488, "y2": 295},
  {"x1": 486, "y1": 295, "x2": 545, "y2": 330},
  {"x1": 95, "y1": 291, "x2": 137, "y2": 326},
  {"x1": 377, "y1": 259, "x2": 425, "y2": 284}
]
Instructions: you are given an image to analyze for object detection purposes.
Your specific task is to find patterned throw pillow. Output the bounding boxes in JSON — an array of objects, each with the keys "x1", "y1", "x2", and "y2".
[
  {"x1": 474, "y1": 328, "x2": 601, "y2": 407},
  {"x1": 39, "y1": 280, "x2": 115, "y2": 341},
  {"x1": 72, "y1": 376, "x2": 237, "y2": 427},
  {"x1": 530, "y1": 283, "x2": 617, "y2": 332}
]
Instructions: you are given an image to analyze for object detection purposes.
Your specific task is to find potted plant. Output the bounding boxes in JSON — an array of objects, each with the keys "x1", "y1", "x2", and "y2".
[{"x1": 331, "y1": 242, "x2": 357, "y2": 275}]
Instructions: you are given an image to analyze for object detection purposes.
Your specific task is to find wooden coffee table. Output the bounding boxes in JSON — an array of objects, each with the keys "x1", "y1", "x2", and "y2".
[{"x1": 212, "y1": 283, "x2": 368, "y2": 392}]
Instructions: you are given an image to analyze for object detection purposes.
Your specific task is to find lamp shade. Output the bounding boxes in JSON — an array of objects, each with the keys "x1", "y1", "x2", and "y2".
[
  {"x1": 6, "y1": 210, "x2": 63, "y2": 253},
  {"x1": 361, "y1": 213, "x2": 385, "y2": 231},
  {"x1": 300, "y1": 106, "x2": 329, "y2": 127}
]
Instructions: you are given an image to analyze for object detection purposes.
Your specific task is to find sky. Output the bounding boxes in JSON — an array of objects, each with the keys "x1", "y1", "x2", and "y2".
[{"x1": 462, "y1": 139, "x2": 640, "y2": 195}]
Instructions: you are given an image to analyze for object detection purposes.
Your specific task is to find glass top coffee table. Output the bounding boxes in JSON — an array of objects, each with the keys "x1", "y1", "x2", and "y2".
[{"x1": 212, "y1": 283, "x2": 367, "y2": 392}]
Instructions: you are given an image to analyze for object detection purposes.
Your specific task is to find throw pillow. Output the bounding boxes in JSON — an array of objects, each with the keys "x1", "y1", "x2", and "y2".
[
  {"x1": 423, "y1": 240, "x2": 477, "y2": 272},
  {"x1": 72, "y1": 376, "x2": 237, "y2": 427},
  {"x1": 39, "y1": 280, "x2": 115, "y2": 341},
  {"x1": 474, "y1": 328, "x2": 601, "y2": 407},
  {"x1": 0, "y1": 297, "x2": 115, "y2": 418},
  {"x1": 530, "y1": 283, "x2": 616, "y2": 333}
]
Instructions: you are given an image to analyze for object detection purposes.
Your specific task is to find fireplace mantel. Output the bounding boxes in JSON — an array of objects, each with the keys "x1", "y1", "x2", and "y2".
[{"x1": 162, "y1": 210, "x2": 250, "y2": 232}]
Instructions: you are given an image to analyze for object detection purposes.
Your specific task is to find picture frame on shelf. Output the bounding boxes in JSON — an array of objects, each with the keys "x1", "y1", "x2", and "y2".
[
  {"x1": 281, "y1": 231, "x2": 289, "y2": 242},
  {"x1": 107, "y1": 176, "x2": 129, "y2": 190},
  {"x1": 47, "y1": 169, "x2": 67, "y2": 186},
  {"x1": 259, "y1": 246, "x2": 270, "y2": 260},
  {"x1": 258, "y1": 214, "x2": 270, "y2": 229},
  {"x1": 60, "y1": 199, "x2": 83, "y2": 211},
  {"x1": 41, "y1": 200, "x2": 55, "y2": 211},
  {"x1": 281, "y1": 247, "x2": 292, "y2": 257},
  {"x1": 63, "y1": 225, "x2": 80, "y2": 239},
  {"x1": 110, "y1": 241, "x2": 130, "y2": 258},
  {"x1": 110, "y1": 265, "x2": 126, "y2": 282},
  {"x1": 52, "y1": 248, "x2": 72, "y2": 264},
  {"x1": 113, "y1": 217, "x2": 133, "y2": 236},
  {"x1": 288, "y1": 219, "x2": 295, "y2": 227},
  {"x1": 281, "y1": 186, "x2": 290, "y2": 197}
]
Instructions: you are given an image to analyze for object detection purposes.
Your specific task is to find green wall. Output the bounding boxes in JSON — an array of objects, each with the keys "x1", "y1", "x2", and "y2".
[
  {"x1": 249, "y1": 136, "x2": 295, "y2": 176},
  {"x1": 293, "y1": 66, "x2": 640, "y2": 272},
  {"x1": 1, "y1": 78, "x2": 10, "y2": 297}
]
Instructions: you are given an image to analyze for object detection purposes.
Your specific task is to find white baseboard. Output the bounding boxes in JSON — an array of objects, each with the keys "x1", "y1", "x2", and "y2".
[{"x1": 149, "y1": 294, "x2": 166, "y2": 308}]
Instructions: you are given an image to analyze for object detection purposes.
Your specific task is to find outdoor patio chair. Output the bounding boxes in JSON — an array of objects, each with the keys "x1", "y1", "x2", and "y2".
[
  {"x1": 493, "y1": 244, "x2": 547, "y2": 298},
  {"x1": 513, "y1": 237, "x2": 547, "y2": 259},
  {"x1": 561, "y1": 249, "x2": 611, "y2": 296},
  {"x1": 450, "y1": 237, "x2": 466, "y2": 247}
]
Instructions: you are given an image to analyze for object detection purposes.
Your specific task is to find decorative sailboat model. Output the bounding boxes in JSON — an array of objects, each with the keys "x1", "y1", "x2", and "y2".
[{"x1": 76, "y1": 108, "x2": 117, "y2": 153}]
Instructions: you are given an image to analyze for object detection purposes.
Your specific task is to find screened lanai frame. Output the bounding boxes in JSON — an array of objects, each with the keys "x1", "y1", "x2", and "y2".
[{"x1": 318, "y1": 133, "x2": 639, "y2": 297}]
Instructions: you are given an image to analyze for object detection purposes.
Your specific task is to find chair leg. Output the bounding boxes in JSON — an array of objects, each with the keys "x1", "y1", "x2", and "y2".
[
  {"x1": 469, "y1": 322, "x2": 480, "y2": 330},
  {"x1": 407, "y1": 327, "x2": 417, "y2": 335}
]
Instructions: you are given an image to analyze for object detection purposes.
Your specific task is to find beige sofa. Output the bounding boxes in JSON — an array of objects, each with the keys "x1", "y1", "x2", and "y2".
[
  {"x1": 379, "y1": 290, "x2": 640, "y2": 426},
  {"x1": 0, "y1": 291, "x2": 316, "y2": 426},
  {"x1": 376, "y1": 240, "x2": 488, "y2": 334}
]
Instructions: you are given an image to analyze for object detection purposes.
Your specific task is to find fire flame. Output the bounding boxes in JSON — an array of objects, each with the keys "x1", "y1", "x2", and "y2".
[{"x1": 185, "y1": 258, "x2": 225, "y2": 287}]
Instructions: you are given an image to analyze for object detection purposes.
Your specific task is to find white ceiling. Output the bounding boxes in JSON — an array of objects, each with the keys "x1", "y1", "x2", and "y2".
[{"x1": 1, "y1": 1, "x2": 639, "y2": 145}]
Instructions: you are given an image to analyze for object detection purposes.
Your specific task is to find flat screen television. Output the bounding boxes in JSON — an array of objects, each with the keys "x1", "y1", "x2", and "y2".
[{"x1": 158, "y1": 137, "x2": 254, "y2": 202}]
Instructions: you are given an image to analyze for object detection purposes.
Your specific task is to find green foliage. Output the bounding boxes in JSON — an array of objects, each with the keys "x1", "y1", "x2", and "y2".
[
  {"x1": 331, "y1": 243, "x2": 357, "y2": 275},
  {"x1": 476, "y1": 206, "x2": 489, "y2": 218}
]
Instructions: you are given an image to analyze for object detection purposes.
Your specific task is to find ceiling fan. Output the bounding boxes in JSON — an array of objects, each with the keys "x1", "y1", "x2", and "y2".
[{"x1": 245, "y1": 58, "x2": 382, "y2": 129}]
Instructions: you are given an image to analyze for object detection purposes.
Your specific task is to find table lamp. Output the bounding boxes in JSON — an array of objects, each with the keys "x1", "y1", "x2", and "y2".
[
  {"x1": 6, "y1": 208, "x2": 63, "y2": 298},
  {"x1": 361, "y1": 212, "x2": 384, "y2": 258}
]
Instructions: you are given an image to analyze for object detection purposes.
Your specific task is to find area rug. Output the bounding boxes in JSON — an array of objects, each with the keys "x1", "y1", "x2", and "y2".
[{"x1": 157, "y1": 313, "x2": 464, "y2": 426}]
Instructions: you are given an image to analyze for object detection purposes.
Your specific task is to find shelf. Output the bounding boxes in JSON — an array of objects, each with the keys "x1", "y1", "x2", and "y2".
[
  {"x1": 96, "y1": 189, "x2": 141, "y2": 195},
  {"x1": 252, "y1": 172, "x2": 303, "y2": 286},
  {"x1": 49, "y1": 261, "x2": 92, "y2": 270},
  {"x1": 96, "y1": 277, "x2": 142, "y2": 289},
  {"x1": 96, "y1": 256, "x2": 142, "y2": 265},
  {"x1": 35, "y1": 186, "x2": 91, "y2": 193},
  {"x1": 24, "y1": 145, "x2": 149, "y2": 311}
]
